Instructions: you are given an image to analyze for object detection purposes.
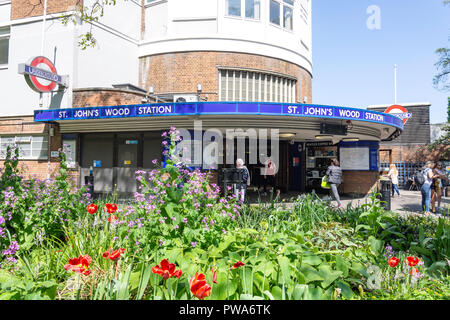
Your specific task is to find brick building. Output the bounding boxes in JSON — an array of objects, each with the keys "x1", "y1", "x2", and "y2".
[{"x1": 1, "y1": 0, "x2": 405, "y2": 197}]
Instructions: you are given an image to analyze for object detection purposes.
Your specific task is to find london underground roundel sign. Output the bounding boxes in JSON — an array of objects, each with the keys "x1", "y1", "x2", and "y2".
[
  {"x1": 18, "y1": 56, "x2": 67, "y2": 93},
  {"x1": 384, "y1": 105, "x2": 412, "y2": 124}
]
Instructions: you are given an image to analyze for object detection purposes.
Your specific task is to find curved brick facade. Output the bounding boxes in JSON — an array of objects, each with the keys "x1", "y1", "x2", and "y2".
[
  {"x1": 139, "y1": 51, "x2": 312, "y2": 103},
  {"x1": 72, "y1": 88, "x2": 148, "y2": 108}
]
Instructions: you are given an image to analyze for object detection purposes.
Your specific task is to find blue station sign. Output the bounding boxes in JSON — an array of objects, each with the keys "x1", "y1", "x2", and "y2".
[{"x1": 34, "y1": 102, "x2": 404, "y2": 130}]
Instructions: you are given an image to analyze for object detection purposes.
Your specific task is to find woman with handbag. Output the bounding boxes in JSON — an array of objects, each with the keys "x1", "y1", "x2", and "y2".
[{"x1": 326, "y1": 158, "x2": 343, "y2": 208}]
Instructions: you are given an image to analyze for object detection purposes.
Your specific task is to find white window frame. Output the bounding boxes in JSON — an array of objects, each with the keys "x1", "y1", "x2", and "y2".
[
  {"x1": 226, "y1": 0, "x2": 261, "y2": 21},
  {"x1": 0, "y1": 26, "x2": 10, "y2": 68},
  {"x1": 0, "y1": 135, "x2": 49, "y2": 160},
  {"x1": 270, "y1": 0, "x2": 294, "y2": 31}
]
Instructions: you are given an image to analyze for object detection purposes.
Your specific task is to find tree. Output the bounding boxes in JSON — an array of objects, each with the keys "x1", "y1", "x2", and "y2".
[
  {"x1": 433, "y1": 1, "x2": 450, "y2": 91},
  {"x1": 61, "y1": 0, "x2": 124, "y2": 50}
]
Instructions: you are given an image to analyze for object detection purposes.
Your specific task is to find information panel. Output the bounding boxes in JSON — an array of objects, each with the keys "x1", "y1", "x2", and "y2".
[{"x1": 340, "y1": 147, "x2": 370, "y2": 171}]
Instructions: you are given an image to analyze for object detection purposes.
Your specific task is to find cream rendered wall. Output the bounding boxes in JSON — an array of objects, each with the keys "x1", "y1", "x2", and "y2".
[{"x1": 140, "y1": 0, "x2": 312, "y2": 74}]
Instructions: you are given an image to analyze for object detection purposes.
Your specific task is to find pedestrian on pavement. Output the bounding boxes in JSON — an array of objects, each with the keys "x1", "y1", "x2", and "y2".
[
  {"x1": 431, "y1": 161, "x2": 448, "y2": 213},
  {"x1": 388, "y1": 163, "x2": 401, "y2": 197},
  {"x1": 421, "y1": 161, "x2": 439, "y2": 216},
  {"x1": 326, "y1": 158, "x2": 343, "y2": 208},
  {"x1": 234, "y1": 158, "x2": 250, "y2": 203}
]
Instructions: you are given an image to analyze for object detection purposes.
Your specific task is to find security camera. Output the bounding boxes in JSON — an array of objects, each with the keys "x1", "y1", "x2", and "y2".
[
  {"x1": 289, "y1": 138, "x2": 295, "y2": 145},
  {"x1": 141, "y1": 97, "x2": 149, "y2": 103}
]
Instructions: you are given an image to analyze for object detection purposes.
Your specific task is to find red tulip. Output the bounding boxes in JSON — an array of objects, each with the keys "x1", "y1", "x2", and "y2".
[
  {"x1": 64, "y1": 254, "x2": 92, "y2": 276},
  {"x1": 152, "y1": 259, "x2": 183, "y2": 280},
  {"x1": 103, "y1": 248, "x2": 125, "y2": 261},
  {"x1": 105, "y1": 203, "x2": 118, "y2": 214},
  {"x1": 108, "y1": 215, "x2": 117, "y2": 222},
  {"x1": 388, "y1": 257, "x2": 399, "y2": 268},
  {"x1": 405, "y1": 256, "x2": 420, "y2": 267},
  {"x1": 87, "y1": 203, "x2": 98, "y2": 215},
  {"x1": 189, "y1": 272, "x2": 211, "y2": 300},
  {"x1": 232, "y1": 261, "x2": 245, "y2": 269}
]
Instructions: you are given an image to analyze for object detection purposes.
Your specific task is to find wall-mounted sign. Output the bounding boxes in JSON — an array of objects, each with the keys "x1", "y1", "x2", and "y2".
[
  {"x1": 126, "y1": 140, "x2": 139, "y2": 145},
  {"x1": 305, "y1": 141, "x2": 334, "y2": 147},
  {"x1": 384, "y1": 105, "x2": 412, "y2": 124},
  {"x1": 50, "y1": 151, "x2": 59, "y2": 158},
  {"x1": 93, "y1": 160, "x2": 102, "y2": 168},
  {"x1": 18, "y1": 56, "x2": 68, "y2": 92}
]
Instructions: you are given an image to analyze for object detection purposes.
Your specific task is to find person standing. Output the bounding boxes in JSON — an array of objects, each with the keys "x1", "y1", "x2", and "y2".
[
  {"x1": 431, "y1": 161, "x2": 448, "y2": 213},
  {"x1": 234, "y1": 158, "x2": 250, "y2": 203},
  {"x1": 262, "y1": 157, "x2": 279, "y2": 197},
  {"x1": 421, "y1": 161, "x2": 439, "y2": 216},
  {"x1": 387, "y1": 164, "x2": 401, "y2": 197},
  {"x1": 326, "y1": 158, "x2": 343, "y2": 208}
]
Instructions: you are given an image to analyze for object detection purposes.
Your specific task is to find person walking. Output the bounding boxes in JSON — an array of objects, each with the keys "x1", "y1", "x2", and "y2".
[
  {"x1": 431, "y1": 161, "x2": 448, "y2": 213},
  {"x1": 326, "y1": 158, "x2": 343, "y2": 208},
  {"x1": 234, "y1": 158, "x2": 250, "y2": 203},
  {"x1": 421, "y1": 161, "x2": 439, "y2": 216},
  {"x1": 387, "y1": 164, "x2": 401, "y2": 197}
]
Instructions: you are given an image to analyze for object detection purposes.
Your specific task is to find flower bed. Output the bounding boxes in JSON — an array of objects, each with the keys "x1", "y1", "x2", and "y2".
[{"x1": 0, "y1": 128, "x2": 449, "y2": 300}]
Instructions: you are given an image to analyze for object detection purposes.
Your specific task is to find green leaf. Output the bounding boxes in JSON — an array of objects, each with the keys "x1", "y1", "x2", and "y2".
[
  {"x1": 241, "y1": 267, "x2": 253, "y2": 296},
  {"x1": 277, "y1": 256, "x2": 291, "y2": 285},
  {"x1": 368, "y1": 236, "x2": 384, "y2": 257},
  {"x1": 317, "y1": 264, "x2": 342, "y2": 288},
  {"x1": 271, "y1": 286, "x2": 283, "y2": 300},
  {"x1": 255, "y1": 261, "x2": 274, "y2": 277},
  {"x1": 410, "y1": 245, "x2": 432, "y2": 257},
  {"x1": 335, "y1": 256, "x2": 349, "y2": 278},
  {"x1": 301, "y1": 255, "x2": 322, "y2": 266},
  {"x1": 299, "y1": 264, "x2": 324, "y2": 284},
  {"x1": 303, "y1": 285, "x2": 325, "y2": 300},
  {"x1": 293, "y1": 284, "x2": 308, "y2": 300},
  {"x1": 335, "y1": 280, "x2": 354, "y2": 299}
]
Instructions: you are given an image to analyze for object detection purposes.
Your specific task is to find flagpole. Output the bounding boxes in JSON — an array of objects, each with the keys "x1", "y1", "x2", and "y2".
[{"x1": 394, "y1": 64, "x2": 398, "y2": 104}]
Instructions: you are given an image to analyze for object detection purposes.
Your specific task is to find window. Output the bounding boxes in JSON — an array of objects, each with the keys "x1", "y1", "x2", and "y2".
[
  {"x1": 227, "y1": 0, "x2": 260, "y2": 20},
  {"x1": 245, "y1": 0, "x2": 260, "y2": 19},
  {"x1": 0, "y1": 135, "x2": 48, "y2": 160},
  {"x1": 219, "y1": 69, "x2": 297, "y2": 103},
  {"x1": 0, "y1": 27, "x2": 10, "y2": 66},
  {"x1": 283, "y1": 5, "x2": 293, "y2": 30},
  {"x1": 227, "y1": 0, "x2": 241, "y2": 17},
  {"x1": 269, "y1": 0, "x2": 280, "y2": 25},
  {"x1": 270, "y1": 0, "x2": 294, "y2": 30}
]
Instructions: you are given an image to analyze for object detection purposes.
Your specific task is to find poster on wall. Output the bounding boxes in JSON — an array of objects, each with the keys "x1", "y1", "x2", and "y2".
[{"x1": 340, "y1": 147, "x2": 370, "y2": 170}]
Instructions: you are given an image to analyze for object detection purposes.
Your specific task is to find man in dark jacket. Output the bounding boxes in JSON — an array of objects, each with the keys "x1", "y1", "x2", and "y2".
[{"x1": 326, "y1": 158, "x2": 343, "y2": 208}]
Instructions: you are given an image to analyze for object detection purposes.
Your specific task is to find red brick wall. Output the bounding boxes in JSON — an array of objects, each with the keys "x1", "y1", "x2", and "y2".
[
  {"x1": 379, "y1": 144, "x2": 450, "y2": 163},
  {"x1": 11, "y1": 0, "x2": 80, "y2": 20},
  {"x1": 73, "y1": 88, "x2": 148, "y2": 108},
  {"x1": 139, "y1": 52, "x2": 313, "y2": 103},
  {"x1": 341, "y1": 171, "x2": 379, "y2": 196}
]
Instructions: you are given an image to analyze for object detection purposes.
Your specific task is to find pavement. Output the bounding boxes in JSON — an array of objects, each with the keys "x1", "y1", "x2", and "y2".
[{"x1": 246, "y1": 189, "x2": 450, "y2": 218}]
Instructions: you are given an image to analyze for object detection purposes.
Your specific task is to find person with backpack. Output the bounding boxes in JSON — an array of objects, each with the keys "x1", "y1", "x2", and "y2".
[
  {"x1": 326, "y1": 158, "x2": 343, "y2": 208},
  {"x1": 419, "y1": 161, "x2": 439, "y2": 216}
]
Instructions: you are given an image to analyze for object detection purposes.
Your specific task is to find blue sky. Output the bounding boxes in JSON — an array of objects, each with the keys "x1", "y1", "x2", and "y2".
[{"x1": 312, "y1": 0, "x2": 450, "y2": 123}]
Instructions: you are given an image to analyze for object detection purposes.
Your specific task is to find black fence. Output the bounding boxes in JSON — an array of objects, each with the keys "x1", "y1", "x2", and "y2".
[{"x1": 380, "y1": 162, "x2": 425, "y2": 189}]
